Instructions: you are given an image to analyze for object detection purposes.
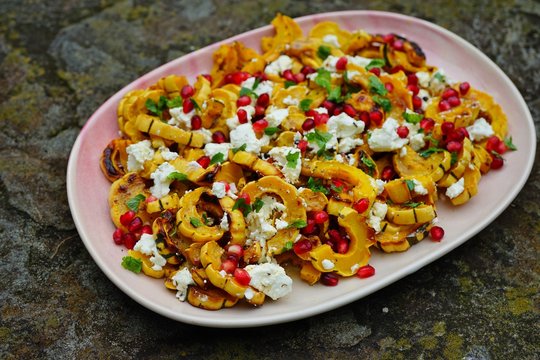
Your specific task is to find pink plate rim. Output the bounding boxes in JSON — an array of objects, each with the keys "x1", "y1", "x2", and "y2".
[{"x1": 67, "y1": 10, "x2": 536, "y2": 327}]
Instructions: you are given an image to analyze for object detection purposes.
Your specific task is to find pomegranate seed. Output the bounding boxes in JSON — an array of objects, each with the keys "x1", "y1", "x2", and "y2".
[
  {"x1": 256, "y1": 93, "x2": 270, "y2": 107},
  {"x1": 313, "y1": 113, "x2": 329, "y2": 126},
  {"x1": 412, "y1": 95, "x2": 423, "y2": 109},
  {"x1": 369, "y1": 110, "x2": 383, "y2": 126},
  {"x1": 322, "y1": 100, "x2": 336, "y2": 113},
  {"x1": 237, "y1": 109, "x2": 248, "y2": 124},
  {"x1": 301, "y1": 219, "x2": 318, "y2": 235},
  {"x1": 343, "y1": 104, "x2": 357, "y2": 117},
  {"x1": 446, "y1": 141, "x2": 462, "y2": 153},
  {"x1": 122, "y1": 233, "x2": 137, "y2": 249},
  {"x1": 392, "y1": 39, "x2": 404, "y2": 50},
  {"x1": 252, "y1": 119, "x2": 269, "y2": 133},
  {"x1": 190, "y1": 115, "x2": 202, "y2": 130},
  {"x1": 301, "y1": 66, "x2": 316, "y2": 75},
  {"x1": 294, "y1": 72, "x2": 306, "y2": 83},
  {"x1": 180, "y1": 85, "x2": 194, "y2": 99},
  {"x1": 441, "y1": 122, "x2": 454, "y2": 135},
  {"x1": 224, "y1": 74, "x2": 233, "y2": 84},
  {"x1": 383, "y1": 33, "x2": 395, "y2": 43},
  {"x1": 459, "y1": 82, "x2": 470, "y2": 95},
  {"x1": 113, "y1": 228, "x2": 123, "y2": 245},
  {"x1": 485, "y1": 136, "x2": 501, "y2": 152},
  {"x1": 141, "y1": 225, "x2": 152, "y2": 235},
  {"x1": 384, "y1": 82, "x2": 394, "y2": 93},
  {"x1": 302, "y1": 118, "x2": 315, "y2": 131},
  {"x1": 457, "y1": 127, "x2": 470, "y2": 139},
  {"x1": 313, "y1": 210, "x2": 329, "y2": 224},
  {"x1": 237, "y1": 95, "x2": 252, "y2": 107},
  {"x1": 221, "y1": 258, "x2": 238, "y2": 274},
  {"x1": 359, "y1": 111, "x2": 370, "y2": 126},
  {"x1": 282, "y1": 69, "x2": 295, "y2": 82},
  {"x1": 336, "y1": 56, "x2": 348, "y2": 71},
  {"x1": 495, "y1": 141, "x2": 508, "y2": 154},
  {"x1": 357, "y1": 264, "x2": 375, "y2": 278},
  {"x1": 332, "y1": 179, "x2": 347, "y2": 191},
  {"x1": 328, "y1": 229, "x2": 342, "y2": 242},
  {"x1": 407, "y1": 74, "x2": 418, "y2": 85},
  {"x1": 120, "y1": 210, "x2": 136, "y2": 226},
  {"x1": 183, "y1": 98, "x2": 194, "y2": 113},
  {"x1": 227, "y1": 244, "x2": 244, "y2": 258},
  {"x1": 297, "y1": 139, "x2": 308, "y2": 152},
  {"x1": 233, "y1": 268, "x2": 251, "y2": 286},
  {"x1": 381, "y1": 166, "x2": 395, "y2": 181},
  {"x1": 336, "y1": 239, "x2": 349, "y2": 254},
  {"x1": 321, "y1": 273, "x2": 339, "y2": 286},
  {"x1": 490, "y1": 155, "x2": 504, "y2": 169},
  {"x1": 202, "y1": 74, "x2": 212, "y2": 83},
  {"x1": 293, "y1": 239, "x2": 313, "y2": 255},
  {"x1": 430, "y1": 226, "x2": 445, "y2": 241},
  {"x1": 128, "y1": 217, "x2": 143, "y2": 232},
  {"x1": 212, "y1": 131, "x2": 226, "y2": 144},
  {"x1": 438, "y1": 100, "x2": 451, "y2": 112},
  {"x1": 447, "y1": 96, "x2": 461, "y2": 107},
  {"x1": 353, "y1": 198, "x2": 370, "y2": 213},
  {"x1": 231, "y1": 72, "x2": 245, "y2": 85},
  {"x1": 407, "y1": 84, "x2": 419, "y2": 96},
  {"x1": 238, "y1": 193, "x2": 251, "y2": 205},
  {"x1": 368, "y1": 67, "x2": 381, "y2": 76},
  {"x1": 447, "y1": 129, "x2": 465, "y2": 143},
  {"x1": 442, "y1": 88, "x2": 458, "y2": 100},
  {"x1": 305, "y1": 109, "x2": 318, "y2": 117},
  {"x1": 389, "y1": 65, "x2": 404, "y2": 74},
  {"x1": 420, "y1": 118, "x2": 435, "y2": 132},
  {"x1": 333, "y1": 106, "x2": 343, "y2": 116},
  {"x1": 254, "y1": 105, "x2": 266, "y2": 118},
  {"x1": 197, "y1": 155, "x2": 211, "y2": 168},
  {"x1": 397, "y1": 125, "x2": 409, "y2": 138},
  {"x1": 145, "y1": 195, "x2": 158, "y2": 203}
]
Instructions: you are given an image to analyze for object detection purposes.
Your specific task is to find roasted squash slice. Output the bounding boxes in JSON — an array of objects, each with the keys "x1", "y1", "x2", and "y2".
[
  {"x1": 386, "y1": 204, "x2": 436, "y2": 225},
  {"x1": 176, "y1": 188, "x2": 225, "y2": 242},
  {"x1": 108, "y1": 173, "x2": 153, "y2": 230},
  {"x1": 392, "y1": 145, "x2": 451, "y2": 182}
]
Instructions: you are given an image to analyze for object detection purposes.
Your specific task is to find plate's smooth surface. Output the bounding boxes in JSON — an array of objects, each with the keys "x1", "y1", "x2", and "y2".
[{"x1": 67, "y1": 11, "x2": 536, "y2": 328}]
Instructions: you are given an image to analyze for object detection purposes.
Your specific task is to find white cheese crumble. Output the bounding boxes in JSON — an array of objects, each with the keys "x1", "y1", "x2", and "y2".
[
  {"x1": 275, "y1": 219, "x2": 289, "y2": 230},
  {"x1": 126, "y1": 140, "x2": 155, "y2": 172},
  {"x1": 268, "y1": 146, "x2": 301, "y2": 183},
  {"x1": 265, "y1": 107, "x2": 289, "y2": 128},
  {"x1": 219, "y1": 213, "x2": 229, "y2": 231},
  {"x1": 159, "y1": 146, "x2": 179, "y2": 161},
  {"x1": 418, "y1": 89, "x2": 431, "y2": 111},
  {"x1": 322, "y1": 259, "x2": 335, "y2": 270},
  {"x1": 193, "y1": 128, "x2": 213, "y2": 144},
  {"x1": 415, "y1": 71, "x2": 431, "y2": 88},
  {"x1": 367, "y1": 202, "x2": 388, "y2": 233},
  {"x1": 466, "y1": 117, "x2": 494, "y2": 142},
  {"x1": 245, "y1": 195, "x2": 287, "y2": 258},
  {"x1": 282, "y1": 95, "x2": 299, "y2": 106},
  {"x1": 169, "y1": 107, "x2": 195, "y2": 129},
  {"x1": 241, "y1": 77, "x2": 275, "y2": 97},
  {"x1": 264, "y1": 55, "x2": 294, "y2": 76},
  {"x1": 326, "y1": 112, "x2": 365, "y2": 152},
  {"x1": 413, "y1": 179, "x2": 428, "y2": 195},
  {"x1": 322, "y1": 34, "x2": 340, "y2": 47},
  {"x1": 204, "y1": 142, "x2": 232, "y2": 161},
  {"x1": 187, "y1": 160, "x2": 202, "y2": 170},
  {"x1": 134, "y1": 234, "x2": 167, "y2": 271},
  {"x1": 446, "y1": 178, "x2": 465, "y2": 199},
  {"x1": 347, "y1": 55, "x2": 374, "y2": 69},
  {"x1": 400, "y1": 146, "x2": 408, "y2": 157},
  {"x1": 369, "y1": 178, "x2": 386, "y2": 196},
  {"x1": 368, "y1": 117, "x2": 409, "y2": 152},
  {"x1": 212, "y1": 182, "x2": 227, "y2": 199},
  {"x1": 149, "y1": 162, "x2": 176, "y2": 198},
  {"x1": 171, "y1": 268, "x2": 195, "y2": 301},
  {"x1": 244, "y1": 263, "x2": 293, "y2": 300},
  {"x1": 229, "y1": 123, "x2": 270, "y2": 155}
]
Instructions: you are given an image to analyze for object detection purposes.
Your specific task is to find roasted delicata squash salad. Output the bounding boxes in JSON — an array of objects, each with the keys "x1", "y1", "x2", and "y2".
[{"x1": 101, "y1": 14, "x2": 516, "y2": 310}]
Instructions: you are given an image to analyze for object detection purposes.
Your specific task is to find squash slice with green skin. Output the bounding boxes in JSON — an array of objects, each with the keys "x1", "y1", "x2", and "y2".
[
  {"x1": 135, "y1": 114, "x2": 207, "y2": 148},
  {"x1": 386, "y1": 204, "x2": 436, "y2": 225},
  {"x1": 187, "y1": 285, "x2": 239, "y2": 310},
  {"x1": 176, "y1": 188, "x2": 225, "y2": 242},
  {"x1": 230, "y1": 150, "x2": 282, "y2": 177},
  {"x1": 108, "y1": 172, "x2": 153, "y2": 230},
  {"x1": 310, "y1": 207, "x2": 370, "y2": 277},
  {"x1": 241, "y1": 176, "x2": 306, "y2": 256}
]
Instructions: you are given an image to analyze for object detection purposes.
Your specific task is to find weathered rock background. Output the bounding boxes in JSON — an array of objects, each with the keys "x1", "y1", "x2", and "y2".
[{"x1": 1, "y1": 0, "x2": 538, "y2": 358}]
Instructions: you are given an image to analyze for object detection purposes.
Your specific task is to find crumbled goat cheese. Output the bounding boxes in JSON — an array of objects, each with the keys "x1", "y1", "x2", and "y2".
[
  {"x1": 446, "y1": 178, "x2": 465, "y2": 199},
  {"x1": 204, "y1": 142, "x2": 232, "y2": 161},
  {"x1": 193, "y1": 128, "x2": 213, "y2": 144},
  {"x1": 230, "y1": 123, "x2": 270, "y2": 154},
  {"x1": 282, "y1": 95, "x2": 299, "y2": 106},
  {"x1": 326, "y1": 112, "x2": 365, "y2": 152},
  {"x1": 368, "y1": 117, "x2": 409, "y2": 152},
  {"x1": 219, "y1": 213, "x2": 229, "y2": 231},
  {"x1": 264, "y1": 55, "x2": 294, "y2": 76},
  {"x1": 241, "y1": 77, "x2": 275, "y2": 97},
  {"x1": 413, "y1": 179, "x2": 428, "y2": 195},
  {"x1": 347, "y1": 55, "x2": 374, "y2": 68},
  {"x1": 418, "y1": 89, "x2": 431, "y2": 111},
  {"x1": 265, "y1": 107, "x2": 289, "y2": 127},
  {"x1": 172, "y1": 268, "x2": 195, "y2": 301},
  {"x1": 275, "y1": 219, "x2": 289, "y2": 230},
  {"x1": 466, "y1": 117, "x2": 494, "y2": 142},
  {"x1": 322, "y1": 34, "x2": 340, "y2": 47},
  {"x1": 212, "y1": 182, "x2": 227, "y2": 199},
  {"x1": 126, "y1": 140, "x2": 155, "y2": 172},
  {"x1": 322, "y1": 259, "x2": 335, "y2": 270},
  {"x1": 367, "y1": 202, "x2": 388, "y2": 233},
  {"x1": 159, "y1": 146, "x2": 179, "y2": 161},
  {"x1": 268, "y1": 146, "x2": 301, "y2": 183},
  {"x1": 400, "y1": 146, "x2": 408, "y2": 157},
  {"x1": 134, "y1": 234, "x2": 167, "y2": 271},
  {"x1": 245, "y1": 263, "x2": 293, "y2": 300},
  {"x1": 169, "y1": 107, "x2": 195, "y2": 129},
  {"x1": 245, "y1": 196, "x2": 287, "y2": 258},
  {"x1": 150, "y1": 162, "x2": 176, "y2": 198}
]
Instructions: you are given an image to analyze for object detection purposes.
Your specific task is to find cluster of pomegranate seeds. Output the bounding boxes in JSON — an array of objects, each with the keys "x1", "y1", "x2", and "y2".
[
  {"x1": 233, "y1": 268, "x2": 251, "y2": 286},
  {"x1": 301, "y1": 219, "x2": 318, "y2": 235},
  {"x1": 440, "y1": 121, "x2": 470, "y2": 153},
  {"x1": 430, "y1": 226, "x2": 445, "y2": 241},
  {"x1": 321, "y1": 272, "x2": 339, "y2": 286},
  {"x1": 221, "y1": 258, "x2": 237, "y2": 273},
  {"x1": 301, "y1": 66, "x2": 316, "y2": 75},
  {"x1": 326, "y1": 229, "x2": 349, "y2": 254},
  {"x1": 236, "y1": 95, "x2": 252, "y2": 107},
  {"x1": 183, "y1": 98, "x2": 194, "y2": 113},
  {"x1": 313, "y1": 210, "x2": 329, "y2": 224},
  {"x1": 357, "y1": 264, "x2": 375, "y2": 279},
  {"x1": 305, "y1": 109, "x2": 329, "y2": 127},
  {"x1": 197, "y1": 155, "x2": 211, "y2": 168},
  {"x1": 369, "y1": 110, "x2": 383, "y2": 126},
  {"x1": 369, "y1": 67, "x2": 381, "y2": 76},
  {"x1": 224, "y1": 71, "x2": 250, "y2": 85},
  {"x1": 282, "y1": 69, "x2": 305, "y2": 84},
  {"x1": 485, "y1": 135, "x2": 507, "y2": 169},
  {"x1": 438, "y1": 87, "x2": 462, "y2": 112},
  {"x1": 459, "y1": 82, "x2": 470, "y2": 95},
  {"x1": 237, "y1": 193, "x2": 251, "y2": 205},
  {"x1": 181, "y1": 85, "x2": 194, "y2": 99},
  {"x1": 297, "y1": 139, "x2": 308, "y2": 153},
  {"x1": 113, "y1": 210, "x2": 152, "y2": 249},
  {"x1": 385, "y1": 82, "x2": 394, "y2": 93},
  {"x1": 420, "y1": 118, "x2": 435, "y2": 132},
  {"x1": 301, "y1": 118, "x2": 315, "y2": 131}
]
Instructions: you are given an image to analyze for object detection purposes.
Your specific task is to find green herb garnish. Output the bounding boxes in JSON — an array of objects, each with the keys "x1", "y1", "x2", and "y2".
[
  {"x1": 405, "y1": 179, "x2": 415, "y2": 191},
  {"x1": 365, "y1": 58, "x2": 386, "y2": 70},
  {"x1": 317, "y1": 45, "x2": 332, "y2": 60},
  {"x1": 252, "y1": 198, "x2": 264, "y2": 213},
  {"x1": 287, "y1": 219, "x2": 307, "y2": 229},
  {"x1": 210, "y1": 152, "x2": 225, "y2": 165},
  {"x1": 450, "y1": 152, "x2": 458, "y2": 166},
  {"x1": 402, "y1": 111, "x2": 423, "y2": 124},
  {"x1": 404, "y1": 201, "x2": 423, "y2": 208},
  {"x1": 419, "y1": 147, "x2": 445, "y2": 158},
  {"x1": 190, "y1": 98, "x2": 201, "y2": 112},
  {"x1": 232, "y1": 197, "x2": 252, "y2": 216},
  {"x1": 264, "y1": 127, "x2": 280, "y2": 136},
  {"x1": 504, "y1": 136, "x2": 517, "y2": 151},
  {"x1": 307, "y1": 177, "x2": 329, "y2": 195},
  {"x1": 167, "y1": 171, "x2": 188, "y2": 181},
  {"x1": 286, "y1": 151, "x2": 300, "y2": 168},
  {"x1": 190, "y1": 217, "x2": 203, "y2": 228},
  {"x1": 372, "y1": 95, "x2": 392, "y2": 112},
  {"x1": 306, "y1": 129, "x2": 333, "y2": 150},
  {"x1": 166, "y1": 96, "x2": 183, "y2": 109},
  {"x1": 232, "y1": 144, "x2": 247, "y2": 154},
  {"x1": 299, "y1": 98, "x2": 313, "y2": 112},
  {"x1": 284, "y1": 80, "x2": 296, "y2": 88},
  {"x1": 282, "y1": 241, "x2": 294, "y2": 252},
  {"x1": 239, "y1": 87, "x2": 258, "y2": 98},
  {"x1": 368, "y1": 75, "x2": 388, "y2": 96},
  {"x1": 126, "y1": 194, "x2": 145, "y2": 212},
  {"x1": 121, "y1": 256, "x2": 142, "y2": 273}
]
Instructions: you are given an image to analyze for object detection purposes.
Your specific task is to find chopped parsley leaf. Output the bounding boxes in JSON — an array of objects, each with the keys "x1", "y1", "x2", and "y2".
[
  {"x1": 433, "y1": 72, "x2": 446, "y2": 83},
  {"x1": 232, "y1": 144, "x2": 247, "y2": 154},
  {"x1": 365, "y1": 58, "x2": 386, "y2": 70},
  {"x1": 372, "y1": 95, "x2": 392, "y2": 112},
  {"x1": 287, "y1": 219, "x2": 307, "y2": 229},
  {"x1": 307, "y1": 177, "x2": 329, "y2": 195},
  {"x1": 252, "y1": 198, "x2": 264, "y2": 212},
  {"x1": 299, "y1": 98, "x2": 313, "y2": 112},
  {"x1": 239, "y1": 87, "x2": 258, "y2": 98},
  {"x1": 306, "y1": 129, "x2": 333, "y2": 150},
  {"x1": 190, "y1": 97, "x2": 201, "y2": 112},
  {"x1": 190, "y1": 217, "x2": 203, "y2": 228},
  {"x1": 167, "y1": 171, "x2": 188, "y2": 181},
  {"x1": 419, "y1": 147, "x2": 445, "y2": 158},
  {"x1": 314, "y1": 68, "x2": 332, "y2": 91},
  {"x1": 450, "y1": 151, "x2": 458, "y2": 166},
  {"x1": 404, "y1": 201, "x2": 423, "y2": 208},
  {"x1": 210, "y1": 152, "x2": 225, "y2": 165},
  {"x1": 504, "y1": 136, "x2": 517, "y2": 151},
  {"x1": 282, "y1": 241, "x2": 294, "y2": 252},
  {"x1": 405, "y1": 179, "x2": 415, "y2": 191},
  {"x1": 284, "y1": 80, "x2": 296, "y2": 88},
  {"x1": 286, "y1": 151, "x2": 300, "y2": 168},
  {"x1": 121, "y1": 256, "x2": 142, "y2": 273},
  {"x1": 368, "y1": 75, "x2": 388, "y2": 96},
  {"x1": 402, "y1": 111, "x2": 424, "y2": 124},
  {"x1": 126, "y1": 194, "x2": 145, "y2": 212},
  {"x1": 232, "y1": 197, "x2": 252, "y2": 216},
  {"x1": 264, "y1": 127, "x2": 280, "y2": 136},
  {"x1": 361, "y1": 155, "x2": 376, "y2": 175},
  {"x1": 317, "y1": 45, "x2": 332, "y2": 60},
  {"x1": 166, "y1": 96, "x2": 183, "y2": 109}
]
